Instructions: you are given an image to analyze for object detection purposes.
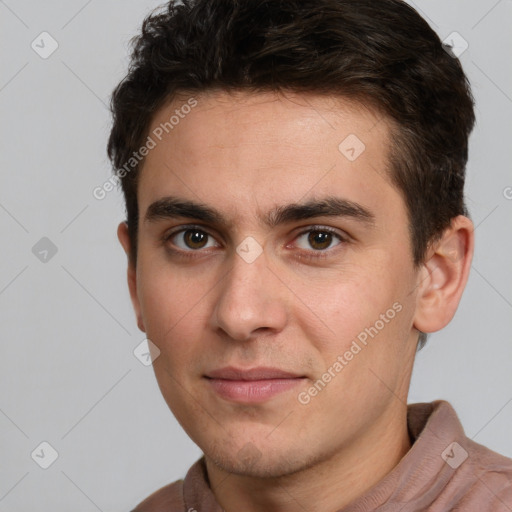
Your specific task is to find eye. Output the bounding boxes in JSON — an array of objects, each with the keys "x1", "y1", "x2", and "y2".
[
  {"x1": 293, "y1": 226, "x2": 345, "y2": 255},
  {"x1": 165, "y1": 226, "x2": 220, "y2": 251}
]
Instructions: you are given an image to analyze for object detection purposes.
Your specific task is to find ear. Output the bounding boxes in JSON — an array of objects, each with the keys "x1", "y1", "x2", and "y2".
[
  {"x1": 413, "y1": 215, "x2": 474, "y2": 335},
  {"x1": 117, "y1": 221, "x2": 146, "y2": 333}
]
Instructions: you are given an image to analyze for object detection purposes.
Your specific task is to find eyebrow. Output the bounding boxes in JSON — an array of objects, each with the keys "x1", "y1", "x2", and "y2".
[{"x1": 144, "y1": 195, "x2": 375, "y2": 229}]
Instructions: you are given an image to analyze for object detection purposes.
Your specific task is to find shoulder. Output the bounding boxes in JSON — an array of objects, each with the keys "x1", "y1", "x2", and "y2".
[
  {"x1": 434, "y1": 438, "x2": 512, "y2": 512},
  {"x1": 463, "y1": 438, "x2": 512, "y2": 509},
  {"x1": 131, "y1": 479, "x2": 185, "y2": 512},
  {"x1": 407, "y1": 401, "x2": 512, "y2": 510}
]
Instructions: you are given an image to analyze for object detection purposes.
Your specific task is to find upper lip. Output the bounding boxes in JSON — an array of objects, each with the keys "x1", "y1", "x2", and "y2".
[{"x1": 205, "y1": 366, "x2": 304, "y2": 381}]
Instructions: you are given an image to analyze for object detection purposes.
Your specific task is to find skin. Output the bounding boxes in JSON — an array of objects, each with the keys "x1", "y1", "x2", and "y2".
[{"x1": 118, "y1": 90, "x2": 474, "y2": 512}]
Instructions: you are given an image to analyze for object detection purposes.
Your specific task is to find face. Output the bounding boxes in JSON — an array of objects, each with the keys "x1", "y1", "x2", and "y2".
[{"x1": 125, "y1": 90, "x2": 423, "y2": 478}]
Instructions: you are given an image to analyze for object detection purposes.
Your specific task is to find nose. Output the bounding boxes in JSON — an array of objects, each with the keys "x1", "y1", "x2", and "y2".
[{"x1": 210, "y1": 244, "x2": 288, "y2": 342}]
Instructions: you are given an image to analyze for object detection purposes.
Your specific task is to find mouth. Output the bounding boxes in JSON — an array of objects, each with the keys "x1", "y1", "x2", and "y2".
[{"x1": 204, "y1": 366, "x2": 307, "y2": 403}]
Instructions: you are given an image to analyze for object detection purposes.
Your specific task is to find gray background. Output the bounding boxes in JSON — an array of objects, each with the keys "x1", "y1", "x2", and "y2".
[{"x1": 0, "y1": 0, "x2": 511, "y2": 510}]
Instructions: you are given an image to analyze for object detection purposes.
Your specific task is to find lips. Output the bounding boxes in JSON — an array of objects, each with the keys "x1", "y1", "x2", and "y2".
[
  {"x1": 206, "y1": 366, "x2": 303, "y2": 380},
  {"x1": 205, "y1": 366, "x2": 306, "y2": 403}
]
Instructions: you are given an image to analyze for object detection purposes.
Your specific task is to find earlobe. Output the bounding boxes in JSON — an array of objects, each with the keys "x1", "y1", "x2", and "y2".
[
  {"x1": 117, "y1": 222, "x2": 146, "y2": 333},
  {"x1": 413, "y1": 215, "x2": 474, "y2": 335}
]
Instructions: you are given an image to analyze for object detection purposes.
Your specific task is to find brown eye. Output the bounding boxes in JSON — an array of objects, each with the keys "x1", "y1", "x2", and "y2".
[
  {"x1": 183, "y1": 229, "x2": 208, "y2": 249},
  {"x1": 291, "y1": 227, "x2": 347, "y2": 262},
  {"x1": 307, "y1": 231, "x2": 333, "y2": 250},
  {"x1": 166, "y1": 227, "x2": 219, "y2": 252},
  {"x1": 294, "y1": 228, "x2": 343, "y2": 252}
]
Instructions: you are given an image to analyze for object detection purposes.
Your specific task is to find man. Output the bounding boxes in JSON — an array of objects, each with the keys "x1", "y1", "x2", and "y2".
[{"x1": 107, "y1": 0, "x2": 512, "y2": 510}]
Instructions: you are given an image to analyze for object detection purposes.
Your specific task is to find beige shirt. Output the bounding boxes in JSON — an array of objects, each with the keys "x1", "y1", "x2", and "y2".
[{"x1": 132, "y1": 401, "x2": 512, "y2": 511}]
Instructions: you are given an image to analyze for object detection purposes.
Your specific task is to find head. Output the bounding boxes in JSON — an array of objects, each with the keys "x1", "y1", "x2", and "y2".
[{"x1": 108, "y1": 0, "x2": 475, "y2": 479}]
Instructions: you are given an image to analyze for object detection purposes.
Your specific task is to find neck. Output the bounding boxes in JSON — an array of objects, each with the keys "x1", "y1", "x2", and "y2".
[{"x1": 205, "y1": 404, "x2": 412, "y2": 512}]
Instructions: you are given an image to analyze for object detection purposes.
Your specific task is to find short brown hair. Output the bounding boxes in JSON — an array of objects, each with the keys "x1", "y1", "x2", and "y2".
[{"x1": 107, "y1": 0, "x2": 475, "y2": 347}]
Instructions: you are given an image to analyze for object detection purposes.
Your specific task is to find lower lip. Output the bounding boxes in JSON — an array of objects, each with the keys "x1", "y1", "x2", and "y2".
[{"x1": 206, "y1": 377, "x2": 304, "y2": 403}]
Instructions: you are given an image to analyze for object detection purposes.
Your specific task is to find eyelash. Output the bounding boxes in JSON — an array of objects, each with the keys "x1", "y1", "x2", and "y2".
[{"x1": 162, "y1": 224, "x2": 348, "y2": 262}]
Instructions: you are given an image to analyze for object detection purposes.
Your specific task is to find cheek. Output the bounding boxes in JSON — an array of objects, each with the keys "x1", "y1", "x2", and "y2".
[
  {"x1": 137, "y1": 261, "x2": 209, "y2": 355},
  {"x1": 292, "y1": 265, "x2": 401, "y2": 345},
  {"x1": 138, "y1": 265, "x2": 208, "y2": 419},
  {"x1": 292, "y1": 261, "x2": 415, "y2": 384}
]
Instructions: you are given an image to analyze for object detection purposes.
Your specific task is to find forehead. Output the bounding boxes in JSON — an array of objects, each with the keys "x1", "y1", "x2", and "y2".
[{"x1": 137, "y1": 90, "x2": 405, "y2": 232}]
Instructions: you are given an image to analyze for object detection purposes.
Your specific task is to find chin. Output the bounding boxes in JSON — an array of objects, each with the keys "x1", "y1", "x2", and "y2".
[{"x1": 205, "y1": 438, "x2": 319, "y2": 479}]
